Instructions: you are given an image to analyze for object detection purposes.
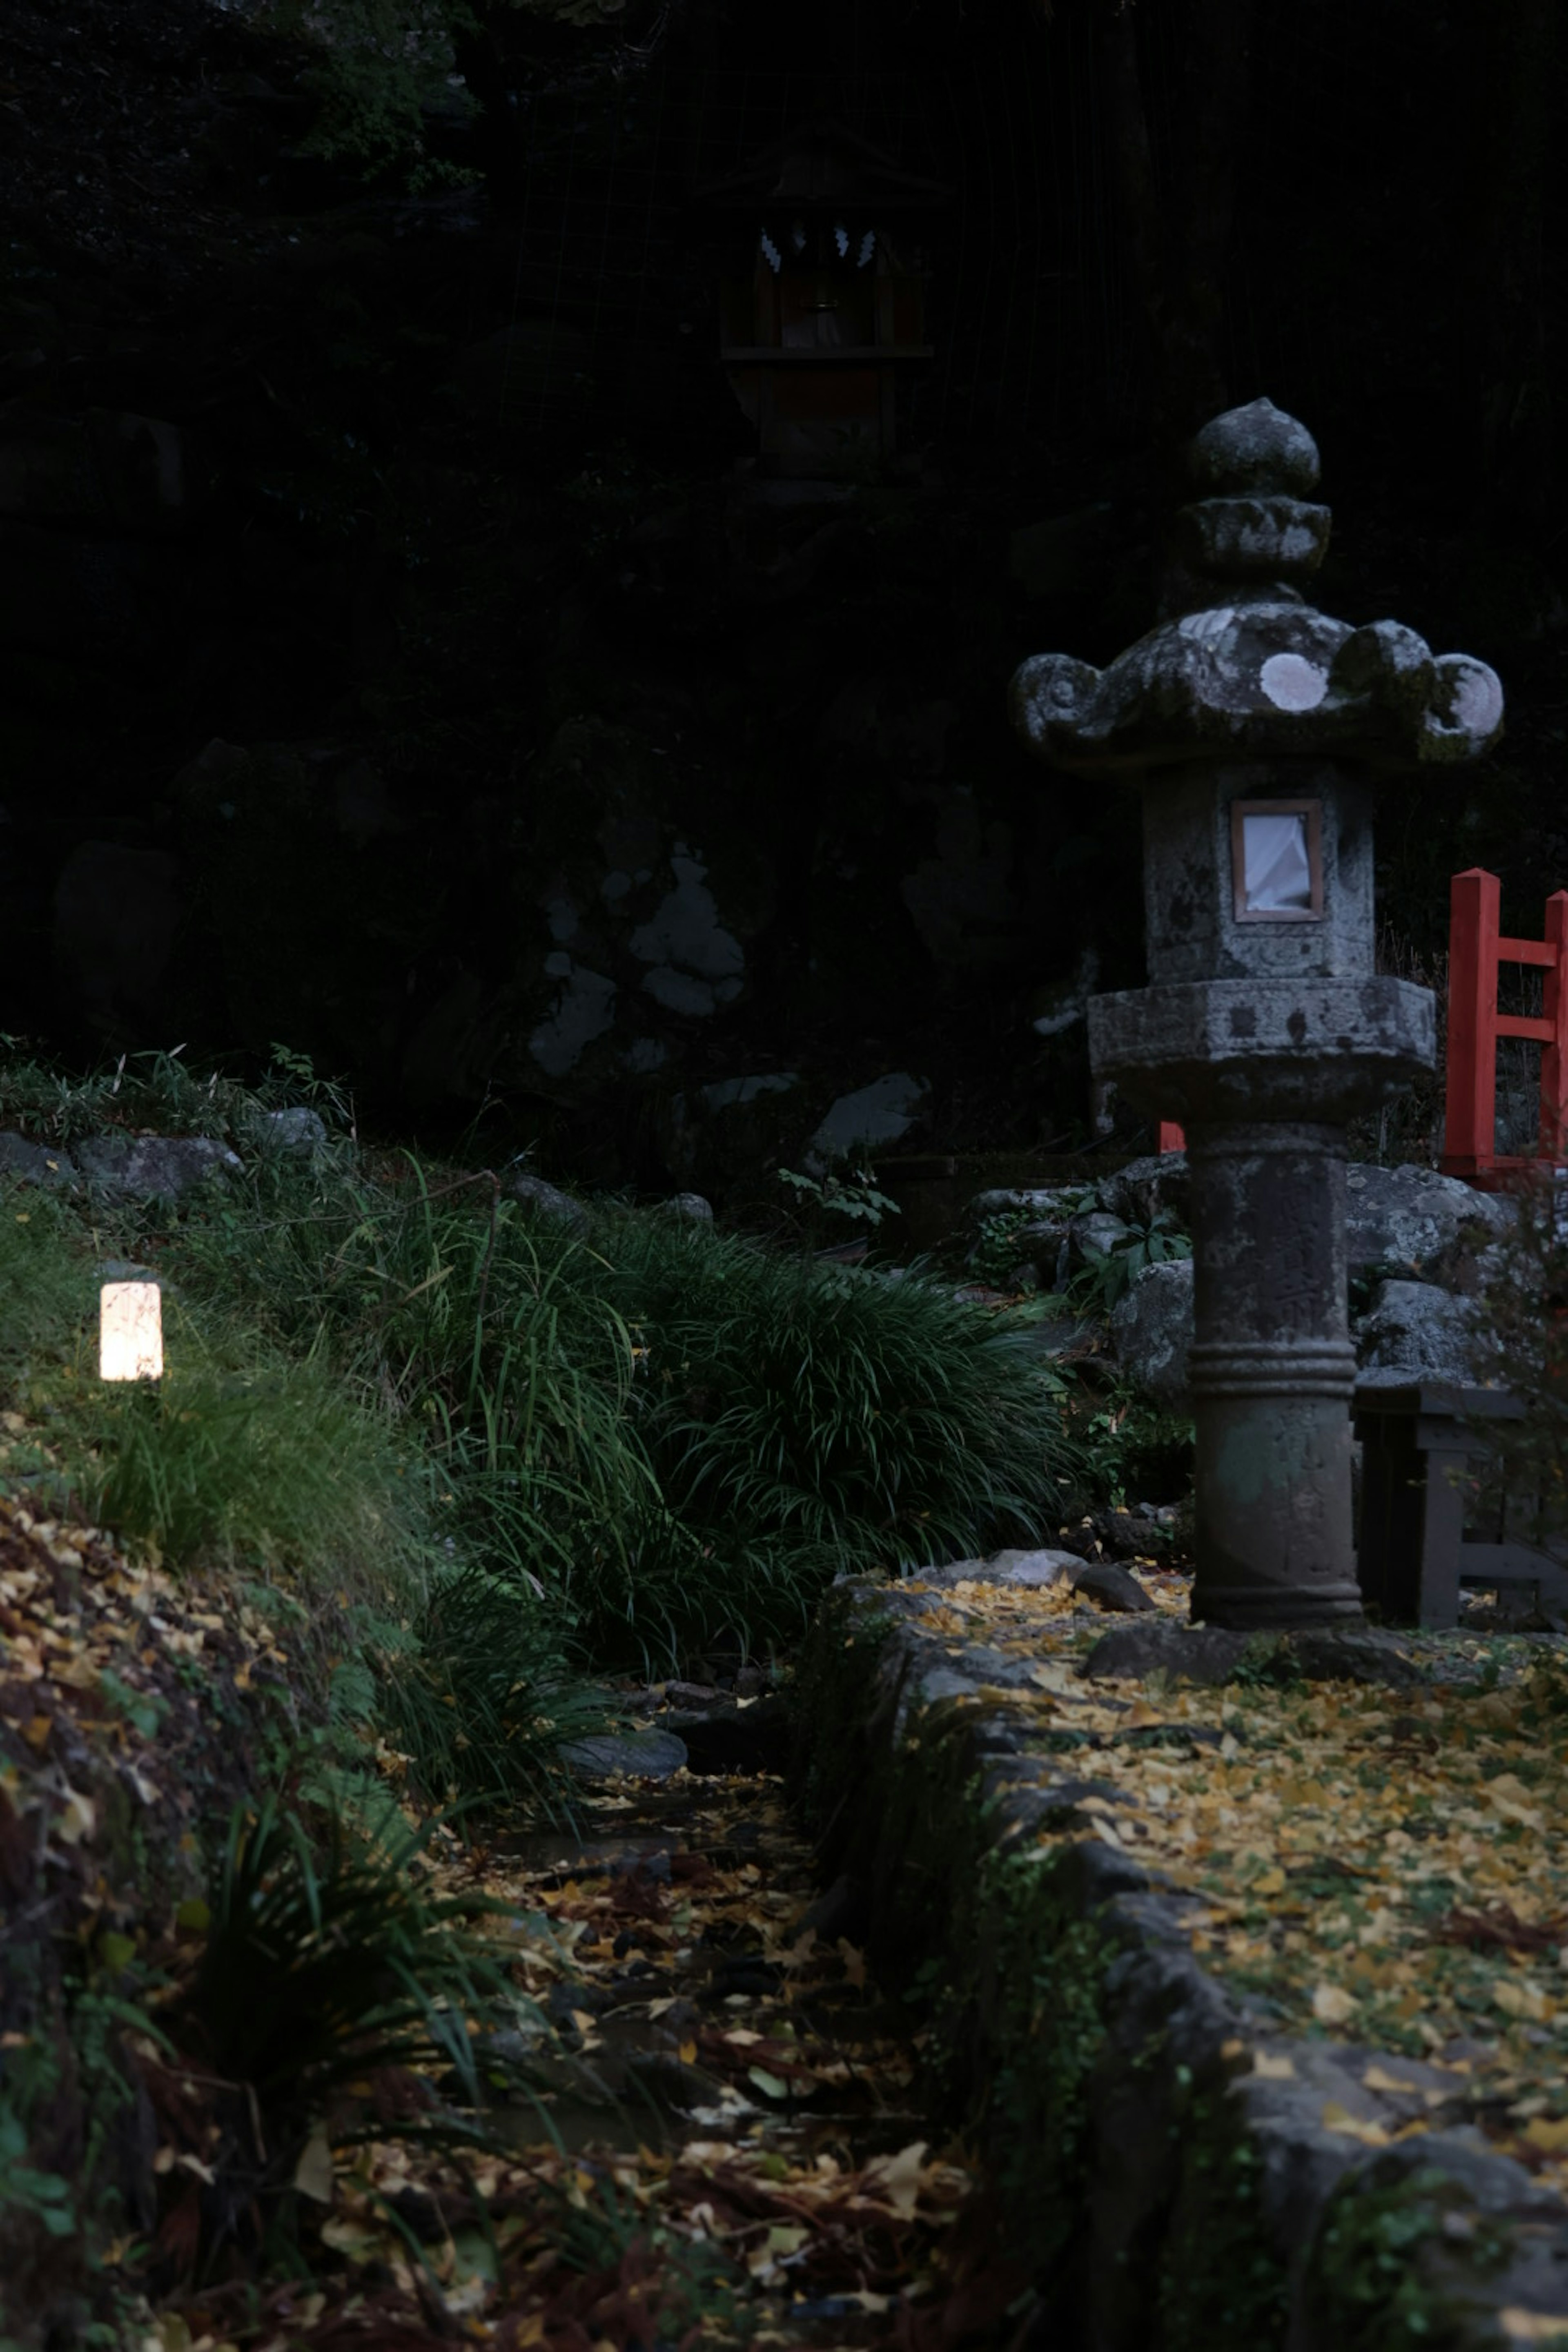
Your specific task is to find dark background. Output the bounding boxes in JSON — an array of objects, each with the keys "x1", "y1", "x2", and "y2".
[{"x1": 1, "y1": 0, "x2": 1561, "y2": 1191}]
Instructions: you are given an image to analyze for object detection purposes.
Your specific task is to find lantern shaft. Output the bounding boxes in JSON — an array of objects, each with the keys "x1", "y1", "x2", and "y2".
[{"x1": 1187, "y1": 1121, "x2": 1360, "y2": 1625}]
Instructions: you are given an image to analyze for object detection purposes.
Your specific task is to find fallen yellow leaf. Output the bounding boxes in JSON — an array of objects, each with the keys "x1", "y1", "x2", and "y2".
[
  {"x1": 1363, "y1": 2065, "x2": 1420, "y2": 2094},
  {"x1": 1494, "y1": 1977, "x2": 1555, "y2": 2025},
  {"x1": 294, "y1": 2127, "x2": 335, "y2": 2205},
  {"x1": 1321, "y1": 2101, "x2": 1390, "y2": 2147},
  {"x1": 864, "y1": 2141, "x2": 928, "y2": 2219},
  {"x1": 55, "y1": 1788, "x2": 95, "y2": 1846},
  {"x1": 1499, "y1": 2310, "x2": 1568, "y2": 2345}
]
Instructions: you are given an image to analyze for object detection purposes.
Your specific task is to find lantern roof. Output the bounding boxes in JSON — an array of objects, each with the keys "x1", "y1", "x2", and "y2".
[
  {"x1": 1010, "y1": 400, "x2": 1505, "y2": 777},
  {"x1": 690, "y1": 117, "x2": 951, "y2": 216}
]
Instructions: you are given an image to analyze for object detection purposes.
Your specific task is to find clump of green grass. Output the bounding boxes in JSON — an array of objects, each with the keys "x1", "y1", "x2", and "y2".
[
  {"x1": 0, "y1": 1171, "x2": 438, "y2": 1606},
  {"x1": 172, "y1": 1147, "x2": 658, "y2": 1607},
  {"x1": 586, "y1": 1213, "x2": 1081, "y2": 1661},
  {"x1": 0, "y1": 1038, "x2": 353, "y2": 1152},
  {"x1": 0, "y1": 1174, "x2": 97, "y2": 1385},
  {"x1": 72, "y1": 1337, "x2": 432, "y2": 1597},
  {"x1": 372, "y1": 1562, "x2": 607, "y2": 1819},
  {"x1": 182, "y1": 1796, "x2": 519, "y2": 2130},
  {"x1": 153, "y1": 1794, "x2": 534, "y2": 2282}
]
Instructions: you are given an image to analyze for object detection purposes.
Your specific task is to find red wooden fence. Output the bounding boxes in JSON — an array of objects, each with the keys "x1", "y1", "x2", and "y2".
[{"x1": 1441, "y1": 866, "x2": 1568, "y2": 1185}]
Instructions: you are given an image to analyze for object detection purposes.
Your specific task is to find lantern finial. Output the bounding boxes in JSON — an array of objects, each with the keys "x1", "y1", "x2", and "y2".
[{"x1": 1187, "y1": 396, "x2": 1321, "y2": 496}]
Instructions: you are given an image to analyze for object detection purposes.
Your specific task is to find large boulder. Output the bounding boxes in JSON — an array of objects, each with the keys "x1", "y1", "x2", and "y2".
[
  {"x1": 1354, "y1": 1277, "x2": 1481, "y2": 1385},
  {"x1": 249, "y1": 1106, "x2": 333, "y2": 1160},
  {"x1": 1344, "y1": 1162, "x2": 1514, "y2": 1278},
  {"x1": 803, "y1": 1073, "x2": 931, "y2": 1174},
  {"x1": 1105, "y1": 1166, "x2": 1513, "y2": 1408},
  {"x1": 499, "y1": 1170, "x2": 591, "y2": 1234},
  {"x1": 0, "y1": 1132, "x2": 78, "y2": 1189},
  {"x1": 1082, "y1": 1617, "x2": 1423, "y2": 1688},
  {"x1": 1108, "y1": 1257, "x2": 1194, "y2": 1406},
  {"x1": 1095, "y1": 1151, "x2": 1192, "y2": 1229},
  {"x1": 71, "y1": 1132, "x2": 242, "y2": 1201},
  {"x1": 1067, "y1": 1207, "x2": 1135, "y2": 1272}
]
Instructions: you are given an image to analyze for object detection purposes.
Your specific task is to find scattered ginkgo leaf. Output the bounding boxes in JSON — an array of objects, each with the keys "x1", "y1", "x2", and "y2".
[{"x1": 293, "y1": 2127, "x2": 335, "y2": 2205}]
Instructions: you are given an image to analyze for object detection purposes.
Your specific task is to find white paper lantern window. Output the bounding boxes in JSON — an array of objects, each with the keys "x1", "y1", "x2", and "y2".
[
  {"x1": 1242, "y1": 813, "x2": 1312, "y2": 912},
  {"x1": 100, "y1": 1281, "x2": 163, "y2": 1381},
  {"x1": 1230, "y1": 798, "x2": 1324, "y2": 923}
]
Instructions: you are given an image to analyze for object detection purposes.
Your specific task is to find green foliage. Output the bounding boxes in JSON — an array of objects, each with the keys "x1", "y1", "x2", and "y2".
[
  {"x1": 98, "y1": 1669, "x2": 169, "y2": 1742},
  {"x1": 0, "y1": 1247, "x2": 436, "y2": 1603},
  {"x1": 71, "y1": 1345, "x2": 429, "y2": 1598},
  {"x1": 547, "y1": 2173, "x2": 755, "y2": 2342},
  {"x1": 967, "y1": 1197, "x2": 1084, "y2": 1290},
  {"x1": 1156, "y1": 2090, "x2": 1289, "y2": 2349},
  {"x1": 0, "y1": 2107, "x2": 75, "y2": 2240},
  {"x1": 1229, "y1": 1634, "x2": 1307, "y2": 1691},
  {"x1": 180, "y1": 1797, "x2": 524, "y2": 2139},
  {"x1": 371, "y1": 1563, "x2": 606, "y2": 1818},
  {"x1": 1071, "y1": 1379, "x2": 1194, "y2": 1511},
  {"x1": 245, "y1": 0, "x2": 476, "y2": 190},
  {"x1": 1305, "y1": 2167, "x2": 1508, "y2": 2351},
  {"x1": 0, "y1": 1039, "x2": 352, "y2": 1153},
  {"x1": 981, "y1": 1880, "x2": 1109, "y2": 2265},
  {"x1": 0, "y1": 1173, "x2": 92, "y2": 1383},
  {"x1": 1068, "y1": 1208, "x2": 1192, "y2": 1317},
  {"x1": 172, "y1": 1147, "x2": 658, "y2": 1623},
  {"x1": 774, "y1": 1163, "x2": 902, "y2": 1231},
  {"x1": 240, "y1": 0, "x2": 633, "y2": 192}
]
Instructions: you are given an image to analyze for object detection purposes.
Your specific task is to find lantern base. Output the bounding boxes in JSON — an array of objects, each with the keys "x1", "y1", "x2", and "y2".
[{"x1": 1189, "y1": 1579, "x2": 1365, "y2": 1631}]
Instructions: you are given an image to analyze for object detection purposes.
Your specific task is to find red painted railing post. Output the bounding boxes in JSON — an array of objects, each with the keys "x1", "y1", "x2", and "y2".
[
  {"x1": 1541, "y1": 891, "x2": 1568, "y2": 1162},
  {"x1": 1441, "y1": 868, "x2": 1501, "y2": 1178}
]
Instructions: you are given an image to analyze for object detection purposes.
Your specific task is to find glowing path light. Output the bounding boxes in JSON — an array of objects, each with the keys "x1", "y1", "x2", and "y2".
[{"x1": 99, "y1": 1281, "x2": 162, "y2": 1382}]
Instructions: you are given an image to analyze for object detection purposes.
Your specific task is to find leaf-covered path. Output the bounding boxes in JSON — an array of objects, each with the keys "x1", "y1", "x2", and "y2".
[{"x1": 155, "y1": 1758, "x2": 1013, "y2": 2352}]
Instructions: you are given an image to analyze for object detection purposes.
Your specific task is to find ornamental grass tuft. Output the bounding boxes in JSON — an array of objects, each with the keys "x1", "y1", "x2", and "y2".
[
  {"x1": 372, "y1": 1561, "x2": 607, "y2": 1819},
  {"x1": 584, "y1": 1212, "x2": 1080, "y2": 1662}
]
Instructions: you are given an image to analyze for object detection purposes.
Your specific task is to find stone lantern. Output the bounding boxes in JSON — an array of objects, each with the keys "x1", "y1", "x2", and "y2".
[{"x1": 1010, "y1": 400, "x2": 1505, "y2": 1629}]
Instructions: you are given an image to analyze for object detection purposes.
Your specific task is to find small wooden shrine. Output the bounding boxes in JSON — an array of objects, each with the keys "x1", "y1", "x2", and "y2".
[{"x1": 690, "y1": 118, "x2": 950, "y2": 479}]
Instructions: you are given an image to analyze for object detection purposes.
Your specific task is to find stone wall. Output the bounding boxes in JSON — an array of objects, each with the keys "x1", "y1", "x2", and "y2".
[{"x1": 795, "y1": 1576, "x2": 1568, "y2": 2349}]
